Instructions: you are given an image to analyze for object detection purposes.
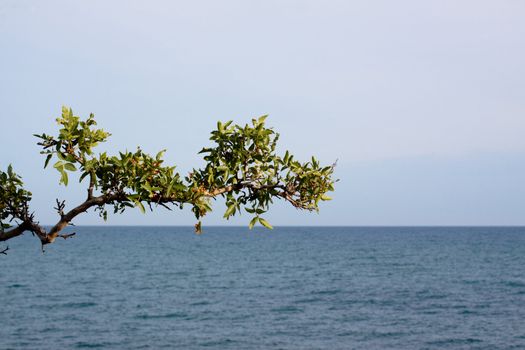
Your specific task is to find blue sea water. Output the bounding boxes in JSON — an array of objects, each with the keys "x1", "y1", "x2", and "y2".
[{"x1": 1, "y1": 226, "x2": 524, "y2": 349}]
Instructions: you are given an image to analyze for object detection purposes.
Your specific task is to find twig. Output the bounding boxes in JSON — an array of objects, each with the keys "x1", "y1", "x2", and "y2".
[
  {"x1": 0, "y1": 246, "x2": 8, "y2": 255},
  {"x1": 157, "y1": 202, "x2": 172, "y2": 211},
  {"x1": 58, "y1": 232, "x2": 76, "y2": 240},
  {"x1": 54, "y1": 199, "x2": 66, "y2": 218},
  {"x1": 87, "y1": 173, "x2": 95, "y2": 199}
]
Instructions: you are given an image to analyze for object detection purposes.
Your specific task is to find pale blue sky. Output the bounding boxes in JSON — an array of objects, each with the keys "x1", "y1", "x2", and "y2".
[{"x1": 1, "y1": 0, "x2": 524, "y2": 225}]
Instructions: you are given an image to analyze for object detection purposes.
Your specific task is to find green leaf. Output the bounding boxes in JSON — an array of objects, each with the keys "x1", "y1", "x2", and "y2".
[
  {"x1": 321, "y1": 194, "x2": 332, "y2": 201},
  {"x1": 134, "y1": 200, "x2": 145, "y2": 214},
  {"x1": 248, "y1": 217, "x2": 258, "y2": 229},
  {"x1": 141, "y1": 183, "x2": 152, "y2": 193},
  {"x1": 60, "y1": 170, "x2": 68, "y2": 186},
  {"x1": 258, "y1": 217, "x2": 273, "y2": 229},
  {"x1": 64, "y1": 163, "x2": 77, "y2": 172},
  {"x1": 79, "y1": 171, "x2": 90, "y2": 183},
  {"x1": 311, "y1": 156, "x2": 318, "y2": 168},
  {"x1": 198, "y1": 147, "x2": 211, "y2": 154},
  {"x1": 165, "y1": 178, "x2": 175, "y2": 197},
  {"x1": 155, "y1": 149, "x2": 166, "y2": 161},
  {"x1": 56, "y1": 152, "x2": 67, "y2": 161},
  {"x1": 44, "y1": 154, "x2": 53, "y2": 169},
  {"x1": 258, "y1": 115, "x2": 268, "y2": 124},
  {"x1": 223, "y1": 203, "x2": 236, "y2": 218}
]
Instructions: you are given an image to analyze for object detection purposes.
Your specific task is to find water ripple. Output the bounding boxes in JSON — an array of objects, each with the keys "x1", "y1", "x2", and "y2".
[{"x1": 1, "y1": 226, "x2": 524, "y2": 349}]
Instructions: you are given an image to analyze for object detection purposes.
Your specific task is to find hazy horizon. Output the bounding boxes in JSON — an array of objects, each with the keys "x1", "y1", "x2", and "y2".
[{"x1": 31, "y1": 224, "x2": 525, "y2": 228}]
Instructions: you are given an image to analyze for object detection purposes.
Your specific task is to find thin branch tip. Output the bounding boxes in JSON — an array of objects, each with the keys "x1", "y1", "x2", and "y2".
[
  {"x1": 59, "y1": 232, "x2": 76, "y2": 240},
  {"x1": 54, "y1": 199, "x2": 66, "y2": 218}
]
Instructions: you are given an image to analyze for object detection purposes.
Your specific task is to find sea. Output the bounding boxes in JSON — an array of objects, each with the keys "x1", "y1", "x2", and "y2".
[{"x1": 1, "y1": 226, "x2": 524, "y2": 349}]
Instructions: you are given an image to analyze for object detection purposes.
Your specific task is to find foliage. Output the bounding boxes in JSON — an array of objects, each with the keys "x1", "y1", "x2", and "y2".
[
  {"x1": 0, "y1": 165, "x2": 32, "y2": 233},
  {"x1": 195, "y1": 116, "x2": 335, "y2": 227},
  {"x1": 1, "y1": 106, "x2": 335, "y2": 247}
]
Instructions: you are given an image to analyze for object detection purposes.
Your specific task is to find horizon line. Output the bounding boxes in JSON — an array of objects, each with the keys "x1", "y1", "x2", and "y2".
[{"x1": 36, "y1": 224, "x2": 525, "y2": 228}]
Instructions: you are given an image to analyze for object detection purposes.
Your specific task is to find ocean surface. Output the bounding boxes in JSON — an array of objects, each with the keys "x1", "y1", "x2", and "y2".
[{"x1": 1, "y1": 226, "x2": 524, "y2": 349}]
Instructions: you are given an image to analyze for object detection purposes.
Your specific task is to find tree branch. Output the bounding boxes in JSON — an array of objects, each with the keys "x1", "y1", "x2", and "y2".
[
  {"x1": 0, "y1": 217, "x2": 47, "y2": 243},
  {"x1": 0, "y1": 222, "x2": 29, "y2": 242},
  {"x1": 87, "y1": 172, "x2": 95, "y2": 199},
  {"x1": 2, "y1": 110, "x2": 335, "y2": 252},
  {"x1": 58, "y1": 232, "x2": 76, "y2": 240},
  {"x1": 54, "y1": 199, "x2": 66, "y2": 218},
  {"x1": 45, "y1": 193, "x2": 120, "y2": 243}
]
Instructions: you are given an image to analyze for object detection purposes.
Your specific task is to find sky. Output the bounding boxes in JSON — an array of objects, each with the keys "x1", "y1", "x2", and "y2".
[{"x1": 0, "y1": 0, "x2": 524, "y2": 226}]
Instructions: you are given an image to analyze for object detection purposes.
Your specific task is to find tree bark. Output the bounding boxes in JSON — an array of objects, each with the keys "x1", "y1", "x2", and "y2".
[{"x1": 0, "y1": 222, "x2": 29, "y2": 242}]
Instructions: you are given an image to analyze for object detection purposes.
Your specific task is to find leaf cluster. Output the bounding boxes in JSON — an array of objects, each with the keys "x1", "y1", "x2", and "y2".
[
  {"x1": 0, "y1": 165, "x2": 32, "y2": 232},
  {"x1": 32, "y1": 107, "x2": 336, "y2": 232},
  {"x1": 194, "y1": 116, "x2": 335, "y2": 229},
  {"x1": 35, "y1": 107, "x2": 110, "y2": 186},
  {"x1": 35, "y1": 108, "x2": 193, "y2": 219}
]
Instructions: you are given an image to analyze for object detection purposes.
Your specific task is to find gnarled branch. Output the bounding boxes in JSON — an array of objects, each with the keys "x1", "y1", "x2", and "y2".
[
  {"x1": 1, "y1": 107, "x2": 335, "y2": 251},
  {"x1": 0, "y1": 222, "x2": 30, "y2": 242}
]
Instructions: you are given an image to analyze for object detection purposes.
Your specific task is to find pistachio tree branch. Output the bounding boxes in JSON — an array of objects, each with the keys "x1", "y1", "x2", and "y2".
[
  {"x1": 0, "y1": 106, "x2": 336, "y2": 251},
  {"x1": 0, "y1": 222, "x2": 29, "y2": 242}
]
